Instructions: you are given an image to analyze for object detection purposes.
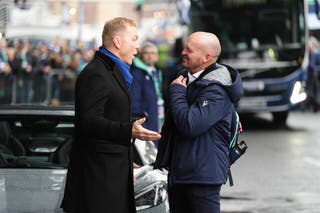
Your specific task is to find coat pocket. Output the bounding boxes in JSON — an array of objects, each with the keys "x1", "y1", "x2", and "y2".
[{"x1": 174, "y1": 142, "x2": 197, "y2": 179}]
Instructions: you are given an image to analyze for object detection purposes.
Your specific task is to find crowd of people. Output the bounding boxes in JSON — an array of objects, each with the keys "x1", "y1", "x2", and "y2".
[
  {"x1": 0, "y1": 35, "x2": 181, "y2": 106},
  {"x1": 0, "y1": 37, "x2": 96, "y2": 105}
]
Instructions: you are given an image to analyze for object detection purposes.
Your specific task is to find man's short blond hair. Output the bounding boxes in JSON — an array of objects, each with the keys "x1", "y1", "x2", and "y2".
[{"x1": 102, "y1": 17, "x2": 136, "y2": 47}]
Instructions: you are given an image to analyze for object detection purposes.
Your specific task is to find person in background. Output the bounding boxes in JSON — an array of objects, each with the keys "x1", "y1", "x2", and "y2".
[
  {"x1": 0, "y1": 39, "x2": 12, "y2": 104},
  {"x1": 16, "y1": 40, "x2": 34, "y2": 104},
  {"x1": 130, "y1": 42, "x2": 164, "y2": 146},
  {"x1": 32, "y1": 43, "x2": 52, "y2": 103},
  {"x1": 61, "y1": 17, "x2": 161, "y2": 213},
  {"x1": 307, "y1": 35, "x2": 320, "y2": 111},
  {"x1": 5, "y1": 48, "x2": 18, "y2": 103}
]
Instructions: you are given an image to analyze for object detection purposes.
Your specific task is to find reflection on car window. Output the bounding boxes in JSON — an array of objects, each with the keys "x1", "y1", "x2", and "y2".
[{"x1": 0, "y1": 119, "x2": 73, "y2": 168}]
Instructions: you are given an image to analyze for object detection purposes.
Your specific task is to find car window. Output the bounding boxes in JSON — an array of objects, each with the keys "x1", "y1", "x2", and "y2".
[{"x1": 0, "y1": 118, "x2": 73, "y2": 168}]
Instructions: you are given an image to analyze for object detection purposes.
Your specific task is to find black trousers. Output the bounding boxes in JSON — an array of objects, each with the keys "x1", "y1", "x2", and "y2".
[{"x1": 168, "y1": 184, "x2": 222, "y2": 213}]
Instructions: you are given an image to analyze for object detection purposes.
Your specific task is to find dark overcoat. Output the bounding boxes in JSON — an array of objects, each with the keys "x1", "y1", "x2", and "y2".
[{"x1": 61, "y1": 51, "x2": 136, "y2": 213}]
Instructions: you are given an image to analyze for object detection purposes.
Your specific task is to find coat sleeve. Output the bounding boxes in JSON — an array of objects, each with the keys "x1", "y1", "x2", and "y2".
[
  {"x1": 169, "y1": 83, "x2": 229, "y2": 138},
  {"x1": 77, "y1": 72, "x2": 132, "y2": 143}
]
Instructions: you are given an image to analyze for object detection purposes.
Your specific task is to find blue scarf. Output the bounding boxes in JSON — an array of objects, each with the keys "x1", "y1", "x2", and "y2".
[{"x1": 99, "y1": 46, "x2": 133, "y2": 89}]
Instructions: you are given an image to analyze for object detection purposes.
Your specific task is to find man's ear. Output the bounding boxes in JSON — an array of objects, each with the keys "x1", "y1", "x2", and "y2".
[
  {"x1": 201, "y1": 54, "x2": 209, "y2": 64},
  {"x1": 113, "y1": 36, "x2": 121, "y2": 49}
]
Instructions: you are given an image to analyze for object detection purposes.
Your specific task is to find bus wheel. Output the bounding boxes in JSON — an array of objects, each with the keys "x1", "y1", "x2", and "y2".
[{"x1": 272, "y1": 111, "x2": 289, "y2": 126}]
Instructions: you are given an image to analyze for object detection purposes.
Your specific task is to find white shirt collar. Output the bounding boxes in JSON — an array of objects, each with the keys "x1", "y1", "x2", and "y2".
[
  {"x1": 146, "y1": 66, "x2": 156, "y2": 75},
  {"x1": 188, "y1": 69, "x2": 205, "y2": 85}
]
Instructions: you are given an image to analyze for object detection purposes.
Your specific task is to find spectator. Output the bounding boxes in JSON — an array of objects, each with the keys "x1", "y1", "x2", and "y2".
[
  {"x1": 32, "y1": 43, "x2": 52, "y2": 103},
  {"x1": 15, "y1": 40, "x2": 34, "y2": 103},
  {"x1": 131, "y1": 42, "x2": 164, "y2": 142},
  {"x1": 307, "y1": 36, "x2": 320, "y2": 111}
]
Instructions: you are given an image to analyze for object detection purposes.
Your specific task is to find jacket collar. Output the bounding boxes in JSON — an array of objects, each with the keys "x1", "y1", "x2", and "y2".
[
  {"x1": 99, "y1": 46, "x2": 132, "y2": 89},
  {"x1": 194, "y1": 63, "x2": 217, "y2": 82},
  {"x1": 94, "y1": 51, "x2": 131, "y2": 98}
]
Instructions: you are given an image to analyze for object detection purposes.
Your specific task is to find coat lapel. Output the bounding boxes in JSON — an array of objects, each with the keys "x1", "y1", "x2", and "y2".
[{"x1": 95, "y1": 51, "x2": 131, "y2": 98}]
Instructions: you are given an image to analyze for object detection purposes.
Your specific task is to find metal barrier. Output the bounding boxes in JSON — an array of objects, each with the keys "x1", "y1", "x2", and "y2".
[{"x1": 0, "y1": 69, "x2": 77, "y2": 105}]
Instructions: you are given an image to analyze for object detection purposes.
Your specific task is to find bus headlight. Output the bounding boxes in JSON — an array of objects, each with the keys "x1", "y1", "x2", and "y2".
[
  {"x1": 290, "y1": 81, "x2": 307, "y2": 104},
  {"x1": 135, "y1": 181, "x2": 167, "y2": 210}
]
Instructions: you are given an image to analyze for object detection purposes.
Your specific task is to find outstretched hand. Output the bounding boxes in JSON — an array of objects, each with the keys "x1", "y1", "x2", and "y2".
[{"x1": 132, "y1": 117, "x2": 161, "y2": 141}]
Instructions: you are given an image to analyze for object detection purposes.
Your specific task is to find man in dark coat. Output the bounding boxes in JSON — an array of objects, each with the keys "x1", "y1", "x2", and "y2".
[
  {"x1": 61, "y1": 17, "x2": 161, "y2": 213},
  {"x1": 163, "y1": 32, "x2": 243, "y2": 213}
]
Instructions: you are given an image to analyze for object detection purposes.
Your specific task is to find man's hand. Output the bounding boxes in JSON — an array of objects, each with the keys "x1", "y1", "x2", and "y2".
[
  {"x1": 172, "y1": 75, "x2": 187, "y2": 87},
  {"x1": 132, "y1": 118, "x2": 161, "y2": 141}
]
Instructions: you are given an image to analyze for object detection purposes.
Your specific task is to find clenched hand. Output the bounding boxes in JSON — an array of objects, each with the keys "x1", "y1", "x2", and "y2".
[{"x1": 172, "y1": 75, "x2": 187, "y2": 87}]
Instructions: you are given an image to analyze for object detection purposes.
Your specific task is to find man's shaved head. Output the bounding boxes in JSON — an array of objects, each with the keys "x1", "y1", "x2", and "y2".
[
  {"x1": 188, "y1": 32, "x2": 221, "y2": 58},
  {"x1": 181, "y1": 32, "x2": 221, "y2": 73}
]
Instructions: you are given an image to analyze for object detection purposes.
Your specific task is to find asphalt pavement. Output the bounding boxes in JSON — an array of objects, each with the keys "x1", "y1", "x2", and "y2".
[{"x1": 221, "y1": 111, "x2": 320, "y2": 213}]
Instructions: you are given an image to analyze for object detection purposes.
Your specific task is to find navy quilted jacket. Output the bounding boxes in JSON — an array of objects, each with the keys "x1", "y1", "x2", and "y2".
[{"x1": 168, "y1": 63, "x2": 243, "y2": 185}]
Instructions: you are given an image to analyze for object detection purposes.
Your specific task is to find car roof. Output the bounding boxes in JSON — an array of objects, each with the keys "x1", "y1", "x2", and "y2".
[{"x1": 0, "y1": 105, "x2": 75, "y2": 117}]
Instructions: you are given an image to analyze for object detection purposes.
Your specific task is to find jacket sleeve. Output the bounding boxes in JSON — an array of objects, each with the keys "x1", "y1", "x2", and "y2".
[
  {"x1": 77, "y1": 73, "x2": 132, "y2": 144},
  {"x1": 169, "y1": 83, "x2": 228, "y2": 138}
]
